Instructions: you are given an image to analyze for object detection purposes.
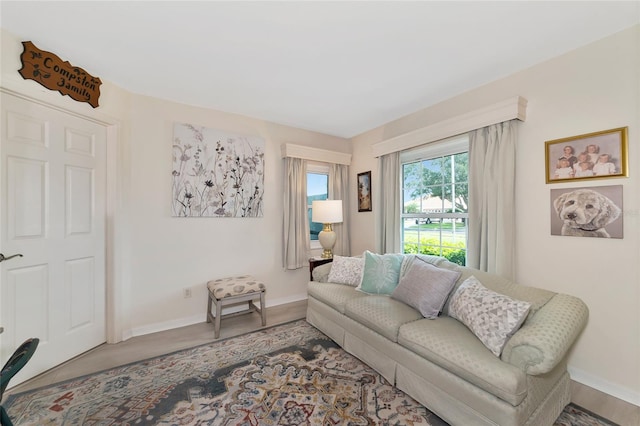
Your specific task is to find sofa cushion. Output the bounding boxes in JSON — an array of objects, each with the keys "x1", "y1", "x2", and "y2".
[
  {"x1": 398, "y1": 317, "x2": 528, "y2": 406},
  {"x1": 391, "y1": 258, "x2": 461, "y2": 319},
  {"x1": 345, "y1": 295, "x2": 422, "y2": 342},
  {"x1": 356, "y1": 251, "x2": 404, "y2": 295},
  {"x1": 449, "y1": 276, "x2": 531, "y2": 356},
  {"x1": 327, "y1": 255, "x2": 364, "y2": 286},
  {"x1": 307, "y1": 282, "x2": 367, "y2": 314}
]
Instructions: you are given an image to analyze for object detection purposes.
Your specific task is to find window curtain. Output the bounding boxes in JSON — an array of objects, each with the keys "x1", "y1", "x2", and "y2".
[
  {"x1": 283, "y1": 157, "x2": 309, "y2": 270},
  {"x1": 468, "y1": 120, "x2": 517, "y2": 279},
  {"x1": 330, "y1": 163, "x2": 351, "y2": 256},
  {"x1": 375, "y1": 152, "x2": 401, "y2": 254}
]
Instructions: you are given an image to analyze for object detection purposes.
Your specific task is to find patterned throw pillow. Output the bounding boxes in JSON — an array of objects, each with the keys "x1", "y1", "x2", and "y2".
[
  {"x1": 391, "y1": 258, "x2": 461, "y2": 319},
  {"x1": 448, "y1": 276, "x2": 531, "y2": 356},
  {"x1": 327, "y1": 255, "x2": 364, "y2": 286},
  {"x1": 356, "y1": 251, "x2": 404, "y2": 295}
]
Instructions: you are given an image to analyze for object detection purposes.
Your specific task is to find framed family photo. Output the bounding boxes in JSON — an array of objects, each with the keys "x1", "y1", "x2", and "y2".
[
  {"x1": 357, "y1": 171, "x2": 372, "y2": 212},
  {"x1": 545, "y1": 127, "x2": 628, "y2": 184}
]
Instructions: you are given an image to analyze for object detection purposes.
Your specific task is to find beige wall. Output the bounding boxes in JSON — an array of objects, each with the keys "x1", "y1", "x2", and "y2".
[
  {"x1": 350, "y1": 25, "x2": 640, "y2": 404},
  {"x1": 126, "y1": 95, "x2": 349, "y2": 334}
]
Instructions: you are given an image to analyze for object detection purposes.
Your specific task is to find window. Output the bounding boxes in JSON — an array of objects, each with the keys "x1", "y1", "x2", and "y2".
[
  {"x1": 401, "y1": 136, "x2": 469, "y2": 265},
  {"x1": 307, "y1": 164, "x2": 329, "y2": 243}
]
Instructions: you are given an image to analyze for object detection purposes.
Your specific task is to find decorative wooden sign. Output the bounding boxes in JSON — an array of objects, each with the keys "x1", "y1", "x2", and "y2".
[{"x1": 19, "y1": 41, "x2": 102, "y2": 108}]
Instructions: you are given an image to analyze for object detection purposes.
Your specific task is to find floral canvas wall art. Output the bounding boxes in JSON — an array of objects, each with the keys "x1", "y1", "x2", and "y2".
[{"x1": 172, "y1": 123, "x2": 265, "y2": 217}]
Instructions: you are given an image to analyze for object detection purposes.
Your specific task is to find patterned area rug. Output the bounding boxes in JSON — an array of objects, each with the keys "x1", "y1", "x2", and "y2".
[{"x1": 4, "y1": 320, "x2": 618, "y2": 425}]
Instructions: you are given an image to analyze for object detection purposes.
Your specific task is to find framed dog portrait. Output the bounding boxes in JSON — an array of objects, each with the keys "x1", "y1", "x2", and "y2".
[
  {"x1": 357, "y1": 171, "x2": 372, "y2": 212},
  {"x1": 550, "y1": 185, "x2": 623, "y2": 239},
  {"x1": 545, "y1": 127, "x2": 628, "y2": 184}
]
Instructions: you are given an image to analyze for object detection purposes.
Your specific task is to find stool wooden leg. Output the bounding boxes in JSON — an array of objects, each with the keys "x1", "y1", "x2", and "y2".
[
  {"x1": 206, "y1": 292, "x2": 213, "y2": 323},
  {"x1": 214, "y1": 299, "x2": 222, "y2": 339},
  {"x1": 260, "y1": 291, "x2": 266, "y2": 326}
]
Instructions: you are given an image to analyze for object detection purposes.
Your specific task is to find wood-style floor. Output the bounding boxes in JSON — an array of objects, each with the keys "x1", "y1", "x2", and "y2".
[{"x1": 6, "y1": 300, "x2": 639, "y2": 425}]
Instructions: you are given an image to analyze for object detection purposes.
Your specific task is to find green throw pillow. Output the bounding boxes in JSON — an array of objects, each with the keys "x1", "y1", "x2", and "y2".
[{"x1": 357, "y1": 251, "x2": 404, "y2": 295}]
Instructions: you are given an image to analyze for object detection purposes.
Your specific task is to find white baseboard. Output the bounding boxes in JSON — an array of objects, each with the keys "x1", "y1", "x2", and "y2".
[
  {"x1": 130, "y1": 313, "x2": 204, "y2": 338},
  {"x1": 267, "y1": 293, "x2": 308, "y2": 307},
  {"x1": 569, "y1": 366, "x2": 640, "y2": 407},
  {"x1": 128, "y1": 295, "x2": 309, "y2": 339}
]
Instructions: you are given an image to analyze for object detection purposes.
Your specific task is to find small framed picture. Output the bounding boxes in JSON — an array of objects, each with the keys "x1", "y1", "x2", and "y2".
[
  {"x1": 545, "y1": 127, "x2": 628, "y2": 184},
  {"x1": 357, "y1": 171, "x2": 372, "y2": 212}
]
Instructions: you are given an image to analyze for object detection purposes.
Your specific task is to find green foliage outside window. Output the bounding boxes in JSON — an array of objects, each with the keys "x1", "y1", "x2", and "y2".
[
  {"x1": 403, "y1": 241, "x2": 466, "y2": 266},
  {"x1": 404, "y1": 202, "x2": 420, "y2": 214}
]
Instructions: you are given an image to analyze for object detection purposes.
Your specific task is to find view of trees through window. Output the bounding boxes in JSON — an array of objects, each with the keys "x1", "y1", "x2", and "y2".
[
  {"x1": 307, "y1": 172, "x2": 328, "y2": 241},
  {"x1": 402, "y1": 152, "x2": 468, "y2": 265}
]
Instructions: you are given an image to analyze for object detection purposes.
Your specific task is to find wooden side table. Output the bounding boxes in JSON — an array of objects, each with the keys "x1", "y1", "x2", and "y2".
[{"x1": 309, "y1": 257, "x2": 333, "y2": 281}]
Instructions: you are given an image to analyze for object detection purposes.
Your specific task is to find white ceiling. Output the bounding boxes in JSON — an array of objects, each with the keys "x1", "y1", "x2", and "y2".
[{"x1": 2, "y1": 1, "x2": 639, "y2": 138}]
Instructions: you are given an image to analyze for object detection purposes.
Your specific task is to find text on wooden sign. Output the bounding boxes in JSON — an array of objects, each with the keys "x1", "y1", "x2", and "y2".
[{"x1": 19, "y1": 41, "x2": 102, "y2": 108}]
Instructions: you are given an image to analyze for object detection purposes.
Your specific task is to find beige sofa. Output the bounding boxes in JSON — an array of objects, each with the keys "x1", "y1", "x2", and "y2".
[{"x1": 306, "y1": 255, "x2": 588, "y2": 426}]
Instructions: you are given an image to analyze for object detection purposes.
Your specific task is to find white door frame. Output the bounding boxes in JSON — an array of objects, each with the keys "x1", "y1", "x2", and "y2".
[{"x1": 1, "y1": 86, "x2": 127, "y2": 344}]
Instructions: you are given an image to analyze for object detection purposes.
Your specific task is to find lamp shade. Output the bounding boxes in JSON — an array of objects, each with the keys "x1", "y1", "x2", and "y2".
[{"x1": 312, "y1": 200, "x2": 343, "y2": 223}]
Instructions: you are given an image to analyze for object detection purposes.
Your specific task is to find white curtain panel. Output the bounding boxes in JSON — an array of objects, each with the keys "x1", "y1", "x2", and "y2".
[
  {"x1": 283, "y1": 157, "x2": 309, "y2": 270},
  {"x1": 330, "y1": 163, "x2": 351, "y2": 257},
  {"x1": 468, "y1": 120, "x2": 517, "y2": 280},
  {"x1": 375, "y1": 152, "x2": 401, "y2": 254}
]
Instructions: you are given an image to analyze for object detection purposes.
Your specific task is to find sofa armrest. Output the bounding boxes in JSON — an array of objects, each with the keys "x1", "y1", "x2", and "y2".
[
  {"x1": 501, "y1": 293, "x2": 588, "y2": 375},
  {"x1": 311, "y1": 262, "x2": 333, "y2": 283}
]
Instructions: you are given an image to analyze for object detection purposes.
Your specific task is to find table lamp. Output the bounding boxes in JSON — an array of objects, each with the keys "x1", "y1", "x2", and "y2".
[{"x1": 312, "y1": 199, "x2": 343, "y2": 259}]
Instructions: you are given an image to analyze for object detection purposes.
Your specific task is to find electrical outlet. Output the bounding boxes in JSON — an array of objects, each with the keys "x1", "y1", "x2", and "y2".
[{"x1": 183, "y1": 288, "x2": 192, "y2": 298}]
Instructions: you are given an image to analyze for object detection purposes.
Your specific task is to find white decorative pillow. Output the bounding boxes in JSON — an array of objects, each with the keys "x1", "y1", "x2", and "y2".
[
  {"x1": 448, "y1": 276, "x2": 531, "y2": 356},
  {"x1": 356, "y1": 251, "x2": 404, "y2": 295},
  {"x1": 391, "y1": 258, "x2": 461, "y2": 319},
  {"x1": 327, "y1": 256, "x2": 364, "y2": 286}
]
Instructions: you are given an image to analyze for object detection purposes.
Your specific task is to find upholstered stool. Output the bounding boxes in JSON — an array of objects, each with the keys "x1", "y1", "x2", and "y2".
[{"x1": 206, "y1": 275, "x2": 266, "y2": 339}]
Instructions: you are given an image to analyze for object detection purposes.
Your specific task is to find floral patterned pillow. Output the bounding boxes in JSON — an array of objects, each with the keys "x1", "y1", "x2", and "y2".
[
  {"x1": 327, "y1": 256, "x2": 364, "y2": 286},
  {"x1": 449, "y1": 276, "x2": 531, "y2": 356},
  {"x1": 356, "y1": 251, "x2": 404, "y2": 295}
]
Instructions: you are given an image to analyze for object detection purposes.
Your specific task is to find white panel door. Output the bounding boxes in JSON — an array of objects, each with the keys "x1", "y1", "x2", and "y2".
[{"x1": 0, "y1": 93, "x2": 107, "y2": 384}]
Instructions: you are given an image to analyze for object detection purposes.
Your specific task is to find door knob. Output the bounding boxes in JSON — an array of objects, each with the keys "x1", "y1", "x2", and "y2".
[{"x1": 0, "y1": 253, "x2": 23, "y2": 263}]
